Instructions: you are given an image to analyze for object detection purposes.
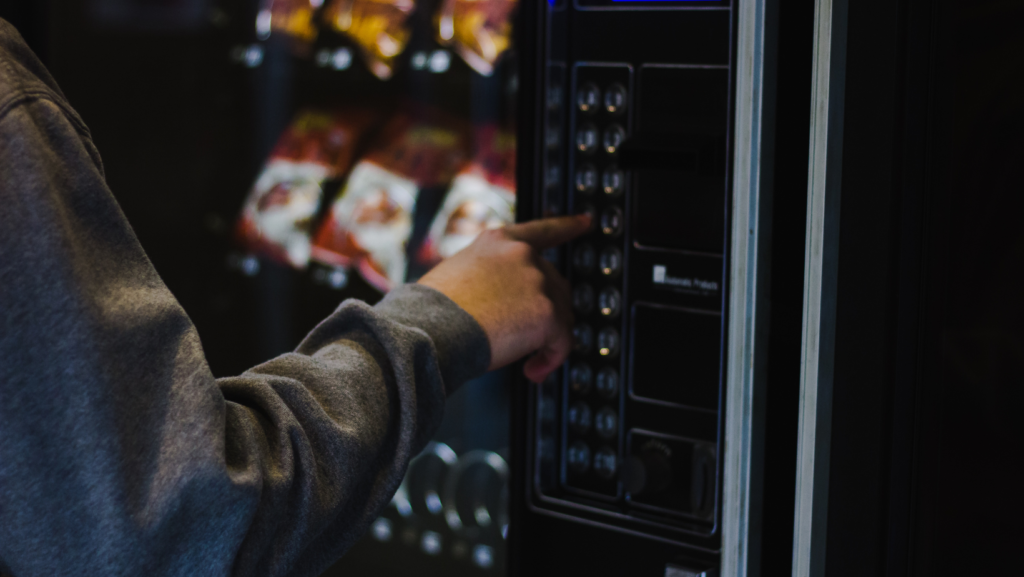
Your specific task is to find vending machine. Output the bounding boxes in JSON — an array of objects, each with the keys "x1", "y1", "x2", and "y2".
[{"x1": 508, "y1": 1, "x2": 812, "y2": 575}]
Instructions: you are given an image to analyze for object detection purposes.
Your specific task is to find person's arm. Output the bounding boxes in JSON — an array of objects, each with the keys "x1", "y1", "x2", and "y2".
[{"x1": 0, "y1": 95, "x2": 583, "y2": 576}]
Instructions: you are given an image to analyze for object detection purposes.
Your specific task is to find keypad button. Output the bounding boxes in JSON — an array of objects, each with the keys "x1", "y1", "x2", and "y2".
[
  {"x1": 570, "y1": 362, "x2": 593, "y2": 395},
  {"x1": 573, "y1": 324, "x2": 594, "y2": 353},
  {"x1": 602, "y1": 166, "x2": 624, "y2": 197},
  {"x1": 603, "y1": 124, "x2": 626, "y2": 155},
  {"x1": 572, "y1": 284, "x2": 595, "y2": 315},
  {"x1": 538, "y1": 394, "x2": 556, "y2": 423},
  {"x1": 604, "y1": 83, "x2": 628, "y2": 115},
  {"x1": 546, "y1": 128, "x2": 560, "y2": 150},
  {"x1": 576, "y1": 124, "x2": 599, "y2": 154},
  {"x1": 577, "y1": 82, "x2": 601, "y2": 114},
  {"x1": 597, "y1": 328, "x2": 620, "y2": 357},
  {"x1": 545, "y1": 166, "x2": 561, "y2": 189},
  {"x1": 599, "y1": 247, "x2": 623, "y2": 277},
  {"x1": 547, "y1": 86, "x2": 563, "y2": 110},
  {"x1": 567, "y1": 441, "x2": 591, "y2": 473},
  {"x1": 594, "y1": 407, "x2": 618, "y2": 440},
  {"x1": 600, "y1": 206, "x2": 624, "y2": 237},
  {"x1": 596, "y1": 368, "x2": 620, "y2": 399},
  {"x1": 593, "y1": 447, "x2": 618, "y2": 479},
  {"x1": 573, "y1": 244, "x2": 596, "y2": 273},
  {"x1": 567, "y1": 401, "x2": 593, "y2": 434},
  {"x1": 575, "y1": 164, "x2": 598, "y2": 194},
  {"x1": 598, "y1": 287, "x2": 621, "y2": 318}
]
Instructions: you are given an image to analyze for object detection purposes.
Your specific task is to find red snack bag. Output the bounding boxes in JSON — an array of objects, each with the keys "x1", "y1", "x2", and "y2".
[
  {"x1": 312, "y1": 109, "x2": 470, "y2": 291},
  {"x1": 435, "y1": 0, "x2": 518, "y2": 76},
  {"x1": 418, "y1": 125, "x2": 516, "y2": 266},
  {"x1": 322, "y1": 0, "x2": 415, "y2": 79},
  {"x1": 234, "y1": 109, "x2": 376, "y2": 268}
]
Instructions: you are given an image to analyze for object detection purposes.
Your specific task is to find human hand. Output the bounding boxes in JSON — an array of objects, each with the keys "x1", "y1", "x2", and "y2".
[{"x1": 417, "y1": 214, "x2": 591, "y2": 383}]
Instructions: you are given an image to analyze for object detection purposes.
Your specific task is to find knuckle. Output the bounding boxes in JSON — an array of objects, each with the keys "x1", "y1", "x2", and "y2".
[
  {"x1": 524, "y1": 266, "x2": 545, "y2": 288},
  {"x1": 536, "y1": 296, "x2": 556, "y2": 322}
]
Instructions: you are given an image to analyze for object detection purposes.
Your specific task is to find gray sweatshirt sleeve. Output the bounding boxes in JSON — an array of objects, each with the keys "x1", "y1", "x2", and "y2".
[{"x1": 0, "y1": 69, "x2": 491, "y2": 577}]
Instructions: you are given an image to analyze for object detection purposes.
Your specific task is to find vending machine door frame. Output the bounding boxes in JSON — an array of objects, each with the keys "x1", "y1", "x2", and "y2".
[
  {"x1": 722, "y1": 0, "x2": 778, "y2": 574},
  {"x1": 511, "y1": 0, "x2": 798, "y2": 574}
]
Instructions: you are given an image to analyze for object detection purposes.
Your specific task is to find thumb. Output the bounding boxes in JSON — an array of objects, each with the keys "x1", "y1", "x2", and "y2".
[{"x1": 504, "y1": 214, "x2": 591, "y2": 250}]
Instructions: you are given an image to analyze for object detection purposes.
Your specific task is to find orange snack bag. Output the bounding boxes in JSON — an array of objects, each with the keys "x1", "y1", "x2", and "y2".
[
  {"x1": 435, "y1": 0, "x2": 518, "y2": 75},
  {"x1": 322, "y1": 0, "x2": 415, "y2": 79}
]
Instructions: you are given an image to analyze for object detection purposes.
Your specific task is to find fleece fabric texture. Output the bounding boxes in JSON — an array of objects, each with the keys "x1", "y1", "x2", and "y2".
[{"x1": 0, "y1": 18, "x2": 490, "y2": 577}]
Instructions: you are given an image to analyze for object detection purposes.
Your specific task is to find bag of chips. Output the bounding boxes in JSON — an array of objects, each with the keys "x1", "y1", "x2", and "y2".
[
  {"x1": 418, "y1": 125, "x2": 516, "y2": 266},
  {"x1": 322, "y1": 0, "x2": 415, "y2": 79},
  {"x1": 234, "y1": 109, "x2": 377, "y2": 268},
  {"x1": 258, "y1": 0, "x2": 321, "y2": 54},
  {"x1": 312, "y1": 108, "x2": 470, "y2": 291},
  {"x1": 435, "y1": 0, "x2": 517, "y2": 76}
]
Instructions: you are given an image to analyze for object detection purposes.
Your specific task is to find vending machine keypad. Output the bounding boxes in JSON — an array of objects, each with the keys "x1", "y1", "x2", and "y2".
[
  {"x1": 560, "y1": 64, "x2": 633, "y2": 499},
  {"x1": 526, "y1": 0, "x2": 733, "y2": 557}
]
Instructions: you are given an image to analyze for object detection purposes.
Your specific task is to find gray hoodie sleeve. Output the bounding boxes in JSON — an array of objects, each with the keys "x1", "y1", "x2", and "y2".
[{"x1": 0, "y1": 28, "x2": 491, "y2": 577}]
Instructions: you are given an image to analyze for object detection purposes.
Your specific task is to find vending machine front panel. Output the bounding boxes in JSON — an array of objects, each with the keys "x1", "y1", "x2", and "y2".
[{"x1": 511, "y1": 0, "x2": 755, "y2": 573}]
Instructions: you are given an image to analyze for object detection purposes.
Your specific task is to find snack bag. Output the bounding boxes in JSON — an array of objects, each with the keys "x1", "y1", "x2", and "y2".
[
  {"x1": 322, "y1": 0, "x2": 415, "y2": 79},
  {"x1": 258, "y1": 0, "x2": 320, "y2": 53},
  {"x1": 418, "y1": 125, "x2": 516, "y2": 266},
  {"x1": 312, "y1": 110, "x2": 470, "y2": 291},
  {"x1": 234, "y1": 109, "x2": 376, "y2": 268},
  {"x1": 435, "y1": 0, "x2": 517, "y2": 75}
]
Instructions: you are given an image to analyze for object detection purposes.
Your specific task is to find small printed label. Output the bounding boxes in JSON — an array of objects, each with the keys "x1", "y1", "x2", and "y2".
[
  {"x1": 653, "y1": 265, "x2": 667, "y2": 284},
  {"x1": 652, "y1": 264, "x2": 720, "y2": 294}
]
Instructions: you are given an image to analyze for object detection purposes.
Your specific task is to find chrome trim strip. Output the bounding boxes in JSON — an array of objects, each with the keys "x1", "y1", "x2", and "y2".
[
  {"x1": 722, "y1": 0, "x2": 769, "y2": 575},
  {"x1": 792, "y1": 0, "x2": 848, "y2": 575}
]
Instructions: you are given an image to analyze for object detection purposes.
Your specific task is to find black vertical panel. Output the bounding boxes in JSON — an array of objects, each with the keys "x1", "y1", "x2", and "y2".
[
  {"x1": 910, "y1": 1, "x2": 1024, "y2": 576},
  {"x1": 756, "y1": 0, "x2": 814, "y2": 574},
  {"x1": 820, "y1": 0, "x2": 1024, "y2": 575},
  {"x1": 824, "y1": 0, "x2": 905, "y2": 573}
]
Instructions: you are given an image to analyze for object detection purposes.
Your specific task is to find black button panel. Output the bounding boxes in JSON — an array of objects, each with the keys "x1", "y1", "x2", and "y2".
[{"x1": 562, "y1": 64, "x2": 632, "y2": 499}]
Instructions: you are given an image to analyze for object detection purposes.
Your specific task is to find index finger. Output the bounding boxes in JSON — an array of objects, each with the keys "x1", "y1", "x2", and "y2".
[{"x1": 504, "y1": 214, "x2": 591, "y2": 250}]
